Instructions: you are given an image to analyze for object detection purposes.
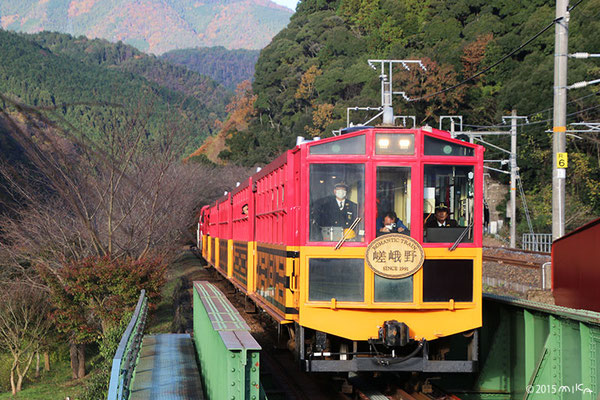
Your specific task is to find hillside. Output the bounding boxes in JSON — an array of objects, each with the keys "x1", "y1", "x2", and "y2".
[
  {"x1": 27, "y1": 32, "x2": 229, "y2": 109},
  {"x1": 0, "y1": 0, "x2": 293, "y2": 54},
  {"x1": 0, "y1": 29, "x2": 228, "y2": 154},
  {"x1": 208, "y1": 0, "x2": 600, "y2": 231},
  {"x1": 162, "y1": 47, "x2": 260, "y2": 89}
]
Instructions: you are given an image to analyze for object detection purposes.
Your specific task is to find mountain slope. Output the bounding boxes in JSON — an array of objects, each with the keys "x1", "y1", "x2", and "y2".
[
  {"x1": 27, "y1": 32, "x2": 229, "y2": 109},
  {"x1": 162, "y1": 47, "x2": 259, "y2": 89},
  {"x1": 0, "y1": 0, "x2": 293, "y2": 54},
  {"x1": 0, "y1": 29, "x2": 228, "y2": 154}
]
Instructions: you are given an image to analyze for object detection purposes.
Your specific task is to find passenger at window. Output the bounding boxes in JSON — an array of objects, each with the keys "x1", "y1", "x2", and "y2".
[
  {"x1": 377, "y1": 211, "x2": 410, "y2": 236},
  {"x1": 241, "y1": 204, "x2": 249, "y2": 215},
  {"x1": 315, "y1": 182, "x2": 358, "y2": 229},
  {"x1": 425, "y1": 204, "x2": 457, "y2": 228}
]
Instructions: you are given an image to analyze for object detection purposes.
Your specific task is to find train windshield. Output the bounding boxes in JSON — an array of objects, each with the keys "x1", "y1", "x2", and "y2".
[
  {"x1": 309, "y1": 164, "x2": 365, "y2": 242},
  {"x1": 375, "y1": 167, "x2": 411, "y2": 236},
  {"x1": 423, "y1": 165, "x2": 474, "y2": 243}
]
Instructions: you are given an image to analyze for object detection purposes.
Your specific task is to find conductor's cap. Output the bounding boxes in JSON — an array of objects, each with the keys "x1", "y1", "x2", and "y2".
[{"x1": 435, "y1": 203, "x2": 449, "y2": 212}]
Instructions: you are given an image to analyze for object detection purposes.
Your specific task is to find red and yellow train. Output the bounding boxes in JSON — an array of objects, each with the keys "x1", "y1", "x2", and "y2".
[{"x1": 199, "y1": 125, "x2": 484, "y2": 372}]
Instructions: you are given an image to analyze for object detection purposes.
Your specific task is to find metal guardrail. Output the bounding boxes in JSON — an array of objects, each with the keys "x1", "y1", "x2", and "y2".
[
  {"x1": 107, "y1": 290, "x2": 148, "y2": 400},
  {"x1": 522, "y1": 233, "x2": 553, "y2": 252},
  {"x1": 193, "y1": 281, "x2": 262, "y2": 400}
]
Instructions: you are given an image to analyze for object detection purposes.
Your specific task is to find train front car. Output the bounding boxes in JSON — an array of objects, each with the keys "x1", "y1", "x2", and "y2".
[{"x1": 296, "y1": 126, "x2": 484, "y2": 372}]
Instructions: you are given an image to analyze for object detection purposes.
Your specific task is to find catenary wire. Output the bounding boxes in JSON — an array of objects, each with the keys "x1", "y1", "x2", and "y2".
[
  {"x1": 409, "y1": 19, "x2": 558, "y2": 102},
  {"x1": 409, "y1": 0, "x2": 589, "y2": 103},
  {"x1": 462, "y1": 103, "x2": 600, "y2": 130}
]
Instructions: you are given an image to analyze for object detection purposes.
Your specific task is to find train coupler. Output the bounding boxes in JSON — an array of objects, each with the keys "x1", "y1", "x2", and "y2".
[{"x1": 378, "y1": 320, "x2": 410, "y2": 347}]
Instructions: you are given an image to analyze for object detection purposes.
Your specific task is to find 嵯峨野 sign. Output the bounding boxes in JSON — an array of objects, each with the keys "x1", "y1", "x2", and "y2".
[{"x1": 365, "y1": 234, "x2": 425, "y2": 279}]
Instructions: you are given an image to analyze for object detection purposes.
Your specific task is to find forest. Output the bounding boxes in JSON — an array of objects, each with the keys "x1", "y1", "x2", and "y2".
[
  {"x1": 211, "y1": 0, "x2": 600, "y2": 232},
  {"x1": 162, "y1": 46, "x2": 260, "y2": 89},
  {"x1": 0, "y1": 30, "x2": 231, "y2": 155}
]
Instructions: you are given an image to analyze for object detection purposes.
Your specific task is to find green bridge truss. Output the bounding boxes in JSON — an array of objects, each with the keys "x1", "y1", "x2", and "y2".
[{"x1": 442, "y1": 294, "x2": 600, "y2": 399}]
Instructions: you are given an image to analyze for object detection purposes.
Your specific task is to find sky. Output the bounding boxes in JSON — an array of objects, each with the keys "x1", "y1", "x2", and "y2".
[{"x1": 272, "y1": 0, "x2": 299, "y2": 10}]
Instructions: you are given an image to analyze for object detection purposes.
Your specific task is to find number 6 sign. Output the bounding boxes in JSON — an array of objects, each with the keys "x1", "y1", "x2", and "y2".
[{"x1": 557, "y1": 152, "x2": 568, "y2": 169}]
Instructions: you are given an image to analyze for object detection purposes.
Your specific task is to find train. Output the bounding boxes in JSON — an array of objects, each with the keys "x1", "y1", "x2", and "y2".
[{"x1": 198, "y1": 125, "x2": 485, "y2": 372}]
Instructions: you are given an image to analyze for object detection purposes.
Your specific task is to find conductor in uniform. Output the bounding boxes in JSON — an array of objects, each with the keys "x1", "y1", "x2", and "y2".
[
  {"x1": 315, "y1": 182, "x2": 358, "y2": 230},
  {"x1": 425, "y1": 203, "x2": 458, "y2": 228}
]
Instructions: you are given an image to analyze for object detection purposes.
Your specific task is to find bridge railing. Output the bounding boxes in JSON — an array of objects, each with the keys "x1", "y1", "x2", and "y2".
[
  {"x1": 107, "y1": 290, "x2": 148, "y2": 400},
  {"x1": 522, "y1": 233, "x2": 552, "y2": 253}
]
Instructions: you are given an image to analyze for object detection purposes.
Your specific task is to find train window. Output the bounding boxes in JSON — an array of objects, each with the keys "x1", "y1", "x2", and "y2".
[
  {"x1": 422, "y1": 259, "x2": 473, "y2": 302},
  {"x1": 424, "y1": 135, "x2": 474, "y2": 157},
  {"x1": 423, "y1": 165, "x2": 474, "y2": 243},
  {"x1": 309, "y1": 258, "x2": 364, "y2": 302},
  {"x1": 376, "y1": 167, "x2": 411, "y2": 236},
  {"x1": 374, "y1": 275, "x2": 413, "y2": 302},
  {"x1": 309, "y1": 164, "x2": 365, "y2": 242},
  {"x1": 309, "y1": 135, "x2": 365, "y2": 155},
  {"x1": 375, "y1": 133, "x2": 414, "y2": 155}
]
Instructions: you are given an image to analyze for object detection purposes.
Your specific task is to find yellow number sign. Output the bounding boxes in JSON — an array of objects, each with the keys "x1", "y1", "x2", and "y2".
[
  {"x1": 365, "y1": 234, "x2": 425, "y2": 279},
  {"x1": 557, "y1": 152, "x2": 568, "y2": 169}
]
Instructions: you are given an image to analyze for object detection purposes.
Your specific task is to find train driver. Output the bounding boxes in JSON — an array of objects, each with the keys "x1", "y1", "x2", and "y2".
[
  {"x1": 425, "y1": 203, "x2": 458, "y2": 228},
  {"x1": 314, "y1": 182, "x2": 358, "y2": 230}
]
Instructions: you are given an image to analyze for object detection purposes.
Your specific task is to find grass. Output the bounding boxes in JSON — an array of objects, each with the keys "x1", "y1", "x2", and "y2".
[
  {"x1": 143, "y1": 250, "x2": 206, "y2": 334},
  {"x1": 0, "y1": 360, "x2": 84, "y2": 400}
]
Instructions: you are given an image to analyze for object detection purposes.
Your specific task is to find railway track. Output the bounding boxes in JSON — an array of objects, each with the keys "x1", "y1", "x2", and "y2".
[
  {"x1": 482, "y1": 246, "x2": 550, "y2": 269},
  {"x1": 193, "y1": 250, "x2": 343, "y2": 400},
  {"x1": 348, "y1": 373, "x2": 462, "y2": 400}
]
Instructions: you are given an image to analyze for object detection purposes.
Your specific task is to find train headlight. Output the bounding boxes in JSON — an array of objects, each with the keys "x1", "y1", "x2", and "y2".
[
  {"x1": 377, "y1": 138, "x2": 390, "y2": 149},
  {"x1": 399, "y1": 138, "x2": 411, "y2": 149},
  {"x1": 376, "y1": 133, "x2": 415, "y2": 155}
]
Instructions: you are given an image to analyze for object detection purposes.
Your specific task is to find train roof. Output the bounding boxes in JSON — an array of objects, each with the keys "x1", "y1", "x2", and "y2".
[{"x1": 295, "y1": 125, "x2": 481, "y2": 152}]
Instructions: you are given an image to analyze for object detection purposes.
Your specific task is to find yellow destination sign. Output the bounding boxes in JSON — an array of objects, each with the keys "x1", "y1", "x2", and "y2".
[{"x1": 365, "y1": 234, "x2": 425, "y2": 279}]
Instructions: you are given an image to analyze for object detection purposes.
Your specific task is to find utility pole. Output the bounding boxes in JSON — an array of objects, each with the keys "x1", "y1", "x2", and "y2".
[
  {"x1": 510, "y1": 111, "x2": 517, "y2": 248},
  {"x1": 552, "y1": 0, "x2": 569, "y2": 240},
  {"x1": 441, "y1": 115, "x2": 532, "y2": 245},
  {"x1": 503, "y1": 111, "x2": 528, "y2": 248},
  {"x1": 345, "y1": 60, "x2": 426, "y2": 128},
  {"x1": 502, "y1": 110, "x2": 527, "y2": 248}
]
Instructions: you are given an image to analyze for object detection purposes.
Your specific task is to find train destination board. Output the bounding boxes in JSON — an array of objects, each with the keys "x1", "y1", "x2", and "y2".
[{"x1": 365, "y1": 234, "x2": 425, "y2": 279}]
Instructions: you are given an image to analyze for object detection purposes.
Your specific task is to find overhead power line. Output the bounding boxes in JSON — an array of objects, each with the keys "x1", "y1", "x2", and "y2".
[
  {"x1": 463, "y1": 103, "x2": 600, "y2": 130},
  {"x1": 525, "y1": 89, "x2": 600, "y2": 119},
  {"x1": 409, "y1": 18, "x2": 558, "y2": 102},
  {"x1": 409, "y1": 0, "x2": 589, "y2": 103},
  {"x1": 568, "y1": 0, "x2": 586, "y2": 12}
]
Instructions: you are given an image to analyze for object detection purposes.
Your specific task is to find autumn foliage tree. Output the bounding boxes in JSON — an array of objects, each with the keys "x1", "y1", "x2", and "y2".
[{"x1": 39, "y1": 256, "x2": 166, "y2": 379}]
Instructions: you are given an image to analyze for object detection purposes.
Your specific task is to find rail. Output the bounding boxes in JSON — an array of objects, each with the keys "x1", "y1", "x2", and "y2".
[
  {"x1": 107, "y1": 290, "x2": 148, "y2": 400},
  {"x1": 482, "y1": 253, "x2": 543, "y2": 269}
]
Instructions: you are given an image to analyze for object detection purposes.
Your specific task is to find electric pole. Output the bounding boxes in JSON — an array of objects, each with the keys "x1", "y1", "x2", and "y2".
[
  {"x1": 511, "y1": 111, "x2": 517, "y2": 248},
  {"x1": 552, "y1": 0, "x2": 569, "y2": 240},
  {"x1": 502, "y1": 111, "x2": 527, "y2": 248}
]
